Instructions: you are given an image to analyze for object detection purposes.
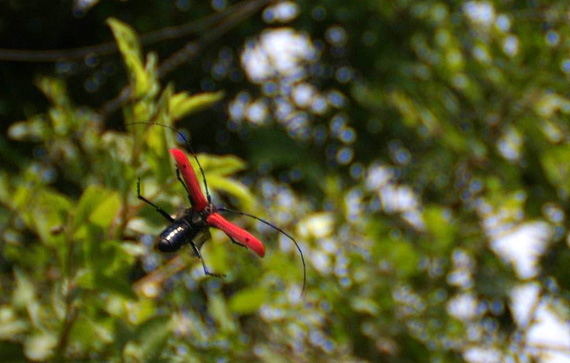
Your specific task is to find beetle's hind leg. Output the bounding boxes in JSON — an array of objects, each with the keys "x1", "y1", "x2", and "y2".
[{"x1": 189, "y1": 242, "x2": 225, "y2": 278}]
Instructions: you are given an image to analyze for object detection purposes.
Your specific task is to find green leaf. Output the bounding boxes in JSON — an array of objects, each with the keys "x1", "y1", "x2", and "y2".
[
  {"x1": 89, "y1": 191, "x2": 121, "y2": 228},
  {"x1": 123, "y1": 299, "x2": 157, "y2": 325},
  {"x1": 67, "y1": 316, "x2": 98, "y2": 353},
  {"x1": 96, "y1": 275, "x2": 137, "y2": 300},
  {"x1": 206, "y1": 175, "x2": 256, "y2": 212},
  {"x1": 74, "y1": 185, "x2": 120, "y2": 231},
  {"x1": 423, "y1": 206, "x2": 455, "y2": 252},
  {"x1": 135, "y1": 316, "x2": 171, "y2": 361},
  {"x1": 75, "y1": 268, "x2": 95, "y2": 290},
  {"x1": 391, "y1": 241, "x2": 420, "y2": 277},
  {"x1": 208, "y1": 293, "x2": 236, "y2": 333},
  {"x1": 350, "y1": 297, "x2": 379, "y2": 316},
  {"x1": 541, "y1": 144, "x2": 570, "y2": 196},
  {"x1": 200, "y1": 153, "x2": 246, "y2": 176},
  {"x1": 7, "y1": 117, "x2": 49, "y2": 142},
  {"x1": 255, "y1": 344, "x2": 290, "y2": 363},
  {"x1": 36, "y1": 77, "x2": 71, "y2": 109},
  {"x1": 25, "y1": 188, "x2": 72, "y2": 246},
  {"x1": 99, "y1": 131, "x2": 136, "y2": 194},
  {"x1": 107, "y1": 18, "x2": 151, "y2": 97},
  {"x1": 142, "y1": 87, "x2": 177, "y2": 185},
  {"x1": 229, "y1": 287, "x2": 267, "y2": 314},
  {"x1": 171, "y1": 91, "x2": 224, "y2": 120},
  {"x1": 145, "y1": 123, "x2": 173, "y2": 185},
  {"x1": 12, "y1": 268, "x2": 36, "y2": 311},
  {"x1": 372, "y1": 238, "x2": 420, "y2": 279},
  {"x1": 76, "y1": 269, "x2": 136, "y2": 300},
  {"x1": 0, "y1": 171, "x2": 9, "y2": 205},
  {"x1": 474, "y1": 249, "x2": 517, "y2": 299},
  {"x1": 80, "y1": 227, "x2": 136, "y2": 298},
  {"x1": 155, "y1": 84, "x2": 175, "y2": 127},
  {"x1": 74, "y1": 186, "x2": 103, "y2": 230},
  {"x1": 23, "y1": 332, "x2": 57, "y2": 361},
  {"x1": 0, "y1": 307, "x2": 29, "y2": 339}
]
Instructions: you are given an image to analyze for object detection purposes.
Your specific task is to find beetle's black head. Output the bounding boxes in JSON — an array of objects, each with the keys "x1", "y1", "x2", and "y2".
[{"x1": 202, "y1": 204, "x2": 216, "y2": 217}]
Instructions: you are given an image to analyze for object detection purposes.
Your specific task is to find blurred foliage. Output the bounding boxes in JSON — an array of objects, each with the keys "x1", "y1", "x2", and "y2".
[{"x1": 2, "y1": 1, "x2": 570, "y2": 362}]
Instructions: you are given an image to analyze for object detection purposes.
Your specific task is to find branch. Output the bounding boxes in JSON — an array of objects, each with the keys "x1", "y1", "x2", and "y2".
[{"x1": 0, "y1": 0, "x2": 268, "y2": 62}]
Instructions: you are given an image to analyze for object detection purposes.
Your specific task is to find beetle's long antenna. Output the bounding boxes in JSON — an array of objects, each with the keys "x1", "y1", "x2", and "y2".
[
  {"x1": 127, "y1": 122, "x2": 211, "y2": 202},
  {"x1": 218, "y1": 207, "x2": 306, "y2": 297}
]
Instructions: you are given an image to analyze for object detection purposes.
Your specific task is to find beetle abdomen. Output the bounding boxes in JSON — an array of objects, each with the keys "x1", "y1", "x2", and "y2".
[{"x1": 157, "y1": 220, "x2": 197, "y2": 252}]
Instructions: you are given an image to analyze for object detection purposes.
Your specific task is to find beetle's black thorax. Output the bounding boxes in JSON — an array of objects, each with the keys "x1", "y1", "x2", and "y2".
[{"x1": 156, "y1": 207, "x2": 212, "y2": 252}]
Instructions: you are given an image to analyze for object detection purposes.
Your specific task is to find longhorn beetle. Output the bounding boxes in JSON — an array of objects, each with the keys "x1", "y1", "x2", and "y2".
[{"x1": 130, "y1": 122, "x2": 306, "y2": 295}]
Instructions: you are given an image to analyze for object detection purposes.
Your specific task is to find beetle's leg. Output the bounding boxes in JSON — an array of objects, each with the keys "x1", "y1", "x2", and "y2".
[
  {"x1": 228, "y1": 236, "x2": 247, "y2": 249},
  {"x1": 175, "y1": 166, "x2": 193, "y2": 205},
  {"x1": 189, "y1": 242, "x2": 225, "y2": 278},
  {"x1": 137, "y1": 178, "x2": 174, "y2": 222}
]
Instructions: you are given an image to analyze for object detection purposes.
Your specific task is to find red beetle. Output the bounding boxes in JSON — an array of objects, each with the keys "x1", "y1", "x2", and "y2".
[{"x1": 136, "y1": 127, "x2": 305, "y2": 294}]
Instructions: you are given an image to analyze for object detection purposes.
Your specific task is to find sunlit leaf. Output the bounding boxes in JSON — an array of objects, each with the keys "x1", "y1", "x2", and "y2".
[
  {"x1": 36, "y1": 78, "x2": 71, "y2": 109},
  {"x1": 145, "y1": 120, "x2": 173, "y2": 185},
  {"x1": 12, "y1": 269, "x2": 36, "y2": 311},
  {"x1": 89, "y1": 191, "x2": 120, "y2": 228},
  {"x1": 350, "y1": 297, "x2": 379, "y2": 316},
  {"x1": 171, "y1": 91, "x2": 224, "y2": 120},
  {"x1": 124, "y1": 299, "x2": 157, "y2": 325},
  {"x1": 541, "y1": 144, "x2": 570, "y2": 196},
  {"x1": 256, "y1": 344, "x2": 290, "y2": 363},
  {"x1": 206, "y1": 174, "x2": 256, "y2": 212},
  {"x1": 423, "y1": 206, "x2": 455, "y2": 252},
  {"x1": 7, "y1": 118, "x2": 49, "y2": 142},
  {"x1": 74, "y1": 185, "x2": 120, "y2": 231},
  {"x1": 297, "y1": 212, "x2": 335, "y2": 239},
  {"x1": 107, "y1": 18, "x2": 152, "y2": 97},
  {"x1": 208, "y1": 293, "x2": 236, "y2": 333},
  {"x1": 23, "y1": 332, "x2": 57, "y2": 361},
  {"x1": 199, "y1": 153, "x2": 246, "y2": 176},
  {"x1": 80, "y1": 229, "x2": 136, "y2": 298},
  {"x1": 135, "y1": 316, "x2": 171, "y2": 361},
  {"x1": 0, "y1": 306, "x2": 29, "y2": 339},
  {"x1": 28, "y1": 189, "x2": 72, "y2": 246},
  {"x1": 67, "y1": 316, "x2": 98, "y2": 352},
  {"x1": 229, "y1": 287, "x2": 267, "y2": 314}
]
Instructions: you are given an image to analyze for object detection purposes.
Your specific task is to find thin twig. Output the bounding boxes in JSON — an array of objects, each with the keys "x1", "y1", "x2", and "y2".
[
  {"x1": 528, "y1": 342, "x2": 570, "y2": 355},
  {"x1": 54, "y1": 297, "x2": 79, "y2": 359},
  {"x1": 54, "y1": 215, "x2": 80, "y2": 360},
  {"x1": 133, "y1": 255, "x2": 187, "y2": 296},
  {"x1": 0, "y1": 0, "x2": 265, "y2": 63}
]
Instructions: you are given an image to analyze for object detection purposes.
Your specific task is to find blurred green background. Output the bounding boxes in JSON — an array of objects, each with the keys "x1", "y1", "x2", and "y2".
[{"x1": 2, "y1": 0, "x2": 570, "y2": 362}]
